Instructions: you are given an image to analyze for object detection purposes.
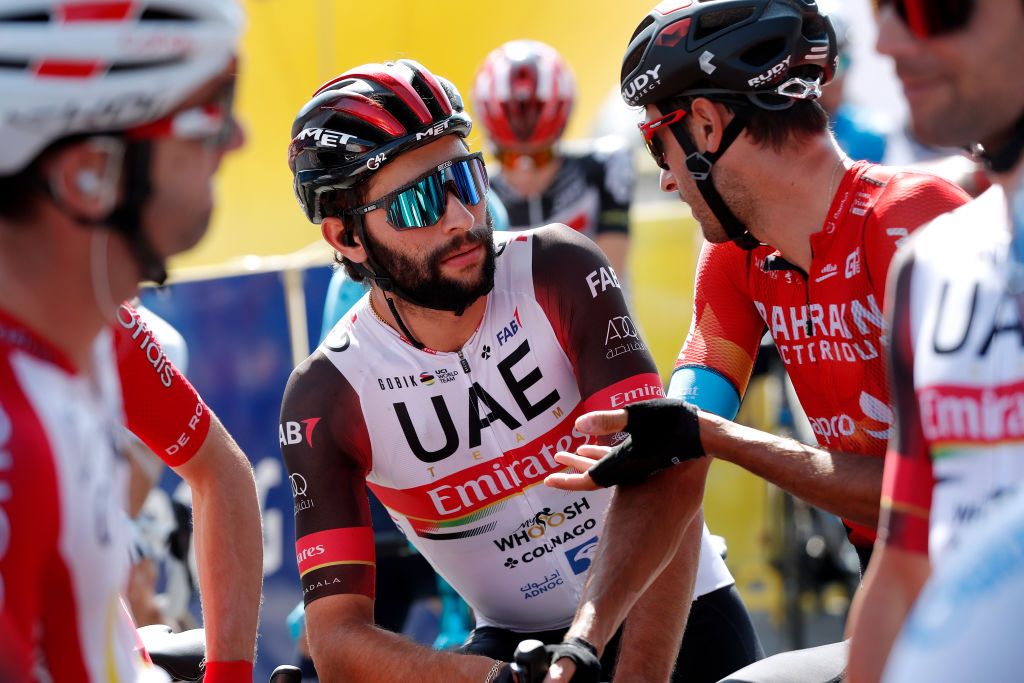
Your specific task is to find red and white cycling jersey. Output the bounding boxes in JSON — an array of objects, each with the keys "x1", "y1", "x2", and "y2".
[
  {"x1": 280, "y1": 225, "x2": 732, "y2": 632},
  {"x1": 880, "y1": 186, "x2": 1024, "y2": 561},
  {"x1": 676, "y1": 161, "x2": 969, "y2": 547},
  {"x1": 0, "y1": 304, "x2": 210, "y2": 682}
]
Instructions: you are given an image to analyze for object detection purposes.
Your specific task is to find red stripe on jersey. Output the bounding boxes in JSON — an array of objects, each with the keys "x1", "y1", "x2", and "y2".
[
  {"x1": 113, "y1": 304, "x2": 211, "y2": 466},
  {"x1": 0, "y1": 352, "x2": 89, "y2": 681},
  {"x1": 368, "y1": 406, "x2": 588, "y2": 524},
  {"x1": 59, "y1": 2, "x2": 134, "y2": 21},
  {"x1": 35, "y1": 60, "x2": 103, "y2": 78},
  {"x1": 296, "y1": 527, "x2": 375, "y2": 577},
  {"x1": 583, "y1": 373, "x2": 664, "y2": 412}
]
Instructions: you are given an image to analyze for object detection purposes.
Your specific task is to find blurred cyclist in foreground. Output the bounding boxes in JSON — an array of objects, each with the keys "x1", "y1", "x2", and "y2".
[{"x1": 0, "y1": 2, "x2": 262, "y2": 680}]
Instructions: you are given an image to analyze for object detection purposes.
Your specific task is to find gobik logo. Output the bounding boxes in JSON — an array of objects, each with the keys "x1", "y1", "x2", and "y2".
[{"x1": 565, "y1": 536, "x2": 599, "y2": 575}]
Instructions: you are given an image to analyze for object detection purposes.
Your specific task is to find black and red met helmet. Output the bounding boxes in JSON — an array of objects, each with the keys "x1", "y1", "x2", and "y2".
[{"x1": 289, "y1": 59, "x2": 472, "y2": 223}]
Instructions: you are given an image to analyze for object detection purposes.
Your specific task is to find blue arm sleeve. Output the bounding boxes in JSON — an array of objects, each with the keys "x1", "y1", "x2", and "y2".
[
  {"x1": 667, "y1": 366, "x2": 741, "y2": 421},
  {"x1": 320, "y1": 268, "x2": 369, "y2": 343}
]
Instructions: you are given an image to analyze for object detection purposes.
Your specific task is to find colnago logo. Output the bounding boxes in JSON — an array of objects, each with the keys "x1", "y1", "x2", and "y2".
[
  {"x1": 610, "y1": 383, "x2": 664, "y2": 408},
  {"x1": 296, "y1": 544, "x2": 325, "y2": 564},
  {"x1": 298, "y1": 127, "x2": 356, "y2": 148},
  {"x1": 494, "y1": 498, "x2": 593, "y2": 551},
  {"x1": 748, "y1": 56, "x2": 791, "y2": 87},
  {"x1": 621, "y1": 64, "x2": 663, "y2": 104},
  {"x1": 505, "y1": 519, "x2": 599, "y2": 565},
  {"x1": 753, "y1": 295, "x2": 886, "y2": 366},
  {"x1": 279, "y1": 418, "x2": 322, "y2": 447},
  {"x1": 919, "y1": 382, "x2": 1024, "y2": 444},
  {"x1": 416, "y1": 121, "x2": 450, "y2": 140},
  {"x1": 116, "y1": 305, "x2": 173, "y2": 388},
  {"x1": 424, "y1": 425, "x2": 592, "y2": 516}
]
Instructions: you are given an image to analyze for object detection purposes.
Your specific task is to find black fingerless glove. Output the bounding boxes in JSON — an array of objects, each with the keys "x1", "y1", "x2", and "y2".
[
  {"x1": 544, "y1": 638, "x2": 601, "y2": 683},
  {"x1": 588, "y1": 398, "x2": 705, "y2": 487}
]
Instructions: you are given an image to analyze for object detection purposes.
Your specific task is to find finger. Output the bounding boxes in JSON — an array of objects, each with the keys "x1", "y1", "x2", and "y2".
[
  {"x1": 575, "y1": 409, "x2": 628, "y2": 436},
  {"x1": 544, "y1": 659, "x2": 577, "y2": 683},
  {"x1": 555, "y1": 451, "x2": 603, "y2": 470},
  {"x1": 544, "y1": 471, "x2": 599, "y2": 492},
  {"x1": 575, "y1": 445, "x2": 611, "y2": 460}
]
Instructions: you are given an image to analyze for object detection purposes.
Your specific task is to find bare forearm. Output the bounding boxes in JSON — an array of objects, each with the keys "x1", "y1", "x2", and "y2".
[
  {"x1": 566, "y1": 459, "x2": 708, "y2": 652},
  {"x1": 311, "y1": 621, "x2": 495, "y2": 683},
  {"x1": 846, "y1": 549, "x2": 930, "y2": 683},
  {"x1": 178, "y1": 423, "x2": 262, "y2": 661},
  {"x1": 700, "y1": 413, "x2": 883, "y2": 527},
  {"x1": 613, "y1": 509, "x2": 703, "y2": 683}
]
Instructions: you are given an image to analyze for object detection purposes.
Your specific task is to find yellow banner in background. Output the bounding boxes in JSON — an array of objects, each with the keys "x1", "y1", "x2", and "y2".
[{"x1": 173, "y1": 0, "x2": 657, "y2": 270}]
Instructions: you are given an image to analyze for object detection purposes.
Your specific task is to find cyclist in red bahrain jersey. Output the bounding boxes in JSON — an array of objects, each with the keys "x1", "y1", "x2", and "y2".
[
  {"x1": 0, "y1": 3, "x2": 261, "y2": 681},
  {"x1": 543, "y1": 1, "x2": 969, "y2": 681},
  {"x1": 846, "y1": 1, "x2": 1024, "y2": 681},
  {"x1": 282, "y1": 59, "x2": 763, "y2": 683}
]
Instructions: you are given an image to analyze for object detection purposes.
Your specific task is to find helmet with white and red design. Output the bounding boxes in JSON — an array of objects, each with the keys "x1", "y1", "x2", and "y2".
[
  {"x1": 289, "y1": 59, "x2": 473, "y2": 224},
  {"x1": 0, "y1": 0, "x2": 243, "y2": 176},
  {"x1": 472, "y1": 40, "x2": 576, "y2": 152}
]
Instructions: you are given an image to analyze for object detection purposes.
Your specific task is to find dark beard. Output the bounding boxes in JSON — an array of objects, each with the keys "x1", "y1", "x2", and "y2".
[{"x1": 370, "y1": 209, "x2": 496, "y2": 312}]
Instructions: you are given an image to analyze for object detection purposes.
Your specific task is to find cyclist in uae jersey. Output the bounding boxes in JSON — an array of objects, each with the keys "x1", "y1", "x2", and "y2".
[
  {"x1": 284, "y1": 59, "x2": 760, "y2": 683},
  {"x1": 843, "y1": 1, "x2": 1024, "y2": 680},
  {"x1": 473, "y1": 40, "x2": 633, "y2": 278},
  {"x1": 0, "y1": 304, "x2": 211, "y2": 681},
  {"x1": 0, "y1": 2, "x2": 261, "y2": 680}
]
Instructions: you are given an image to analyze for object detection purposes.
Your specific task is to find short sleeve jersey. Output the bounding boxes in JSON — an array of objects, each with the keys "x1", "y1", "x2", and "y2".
[
  {"x1": 676, "y1": 161, "x2": 970, "y2": 547},
  {"x1": 880, "y1": 186, "x2": 1024, "y2": 561},
  {"x1": 280, "y1": 225, "x2": 733, "y2": 632},
  {"x1": 490, "y1": 137, "x2": 633, "y2": 236},
  {"x1": 0, "y1": 303, "x2": 210, "y2": 682}
]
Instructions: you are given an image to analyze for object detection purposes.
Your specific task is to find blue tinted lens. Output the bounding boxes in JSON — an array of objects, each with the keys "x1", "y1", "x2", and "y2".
[
  {"x1": 387, "y1": 174, "x2": 445, "y2": 228},
  {"x1": 384, "y1": 156, "x2": 488, "y2": 229}
]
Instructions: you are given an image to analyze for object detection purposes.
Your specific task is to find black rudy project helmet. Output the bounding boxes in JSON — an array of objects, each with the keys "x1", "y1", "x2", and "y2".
[
  {"x1": 289, "y1": 59, "x2": 473, "y2": 223},
  {"x1": 621, "y1": 0, "x2": 838, "y2": 109},
  {"x1": 619, "y1": 0, "x2": 837, "y2": 250}
]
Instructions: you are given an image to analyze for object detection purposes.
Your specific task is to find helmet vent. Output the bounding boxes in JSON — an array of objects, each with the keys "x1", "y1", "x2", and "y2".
[
  {"x1": 0, "y1": 11, "x2": 48, "y2": 22},
  {"x1": 140, "y1": 8, "x2": 196, "y2": 21},
  {"x1": 740, "y1": 38, "x2": 786, "y2": 67},
  {"x1": 629, "y1": 14, "x2": 657, "y2": 43},
  {"x1": 621, "y1": 43, "x2": 647, "y2": 84},
  {"x1": 694, "y1": 7, "x2": 755, "y2": 41}
]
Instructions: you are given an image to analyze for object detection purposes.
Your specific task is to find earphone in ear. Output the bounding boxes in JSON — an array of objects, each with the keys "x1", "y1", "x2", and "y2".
[{"x1": 76, "y1": 169, "x2": 101, "y2": 196}]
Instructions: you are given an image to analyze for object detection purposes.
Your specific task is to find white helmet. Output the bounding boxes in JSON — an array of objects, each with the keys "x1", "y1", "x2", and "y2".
[{"x1": 0, "y1": 0, "x2": 243, "y2": 176}]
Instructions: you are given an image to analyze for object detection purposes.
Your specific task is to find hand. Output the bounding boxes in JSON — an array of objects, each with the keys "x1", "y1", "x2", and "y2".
[
  {"x1": 544, "y1": 410, "x2": 626, "y2": 491},
  {"x1": 540, "y1": 639, "x2": 601, "y2": 683},
  {"x1": 548, "y1": 399, "x2": 705, "y2": 490}
]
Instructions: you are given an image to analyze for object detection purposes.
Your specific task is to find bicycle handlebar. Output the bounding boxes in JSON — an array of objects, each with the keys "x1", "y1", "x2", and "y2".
[{"x1": 512, "y1": 639, "x2": 549, "y2": 683}]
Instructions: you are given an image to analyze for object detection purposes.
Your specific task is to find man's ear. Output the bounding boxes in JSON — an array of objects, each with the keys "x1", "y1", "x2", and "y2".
[
  {"x1": 322, "y1": 216, "x2": 366, "y2": 264},
  {"x1": 43, "y1": 137, "x2": 124, "y2": 220},
  {"x1": 687, "y1": 98, "x2": 733, "y2": 155}
]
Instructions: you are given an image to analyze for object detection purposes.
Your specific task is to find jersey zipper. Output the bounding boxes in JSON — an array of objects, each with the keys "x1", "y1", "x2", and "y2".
[
  {"x1": 457, "y1": 349, "x2": 471, "y2": 374},
  {"x1": 763, "y1": 254, "x2": 814, "y2": 336}
]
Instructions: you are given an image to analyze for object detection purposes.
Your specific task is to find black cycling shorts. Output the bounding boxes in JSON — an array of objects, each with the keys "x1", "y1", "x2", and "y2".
[{"x1": 460, "y1": 584, "x2": 764, "y2": 683}]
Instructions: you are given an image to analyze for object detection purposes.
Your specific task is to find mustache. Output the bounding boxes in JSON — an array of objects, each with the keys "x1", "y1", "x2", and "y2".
[{"x1": 434, "y1": 225, "x2": 491, "y2": 261}]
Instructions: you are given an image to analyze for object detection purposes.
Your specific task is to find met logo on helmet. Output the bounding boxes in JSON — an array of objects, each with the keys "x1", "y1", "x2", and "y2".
[
  {"x1": 298, "y1": 127, "x2": 356, "y2": 148},
  {"x1": 416, "y1": 121, "x2": 450, "y2": 140},
  {"x1": 621, "y1": 64, "x2": 663, "y2": 105}
]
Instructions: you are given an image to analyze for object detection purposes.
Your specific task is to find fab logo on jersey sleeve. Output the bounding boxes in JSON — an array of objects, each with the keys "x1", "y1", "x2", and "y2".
[{"x1": 565, "y1": 536, "x2": 600, "y2": 575}]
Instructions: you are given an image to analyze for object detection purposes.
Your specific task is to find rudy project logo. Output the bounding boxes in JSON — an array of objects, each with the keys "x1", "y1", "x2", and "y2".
[
  {"x1": 621, "y1": 64, "x2": 663, "y2": 105},
  {"x1": 565, "y1": 536, "x2": 599, "y2": 575},
  {"x1": 279, "y1": 418, "x2": 322, "y2": 447},
  {"x1": 747, "y1": 56, "x2": 791, "y2": 87}
]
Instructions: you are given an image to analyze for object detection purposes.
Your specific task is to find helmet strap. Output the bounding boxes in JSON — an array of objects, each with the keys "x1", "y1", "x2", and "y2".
[
  {"x1": 352, "y1": 214, "x2": 427, "y2": 350},
  {"x1": 976, "y1": 112, "x2": 1024, "y2": 174},
  {"x1": 663, "y1": 103, "x2": 760, "y2": 250},
  {"x1": 104, "y1": 140, "x2": 168, "y2": 285}
]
